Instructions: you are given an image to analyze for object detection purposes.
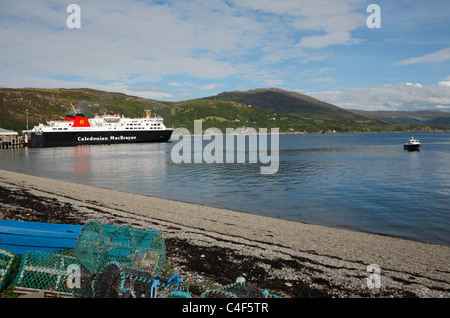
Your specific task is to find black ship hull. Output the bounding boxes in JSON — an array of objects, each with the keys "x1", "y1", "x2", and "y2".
[{"x1": 30, "y1": 129, "x2": 173, "y2": 148}]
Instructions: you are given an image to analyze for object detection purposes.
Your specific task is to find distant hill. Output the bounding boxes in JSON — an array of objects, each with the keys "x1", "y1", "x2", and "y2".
[
  {"x1": 1, "y1": 87, "x2": 448, "y2": 134},
  {"x1": 349, "y1": 109, "x2": 450, "y2": 127},
  {"x1": 0, "y1": 87, "x2": 381, "y2": 133},
  {"x1": 200, "y1": 88, "x2": 363, "y2": 120},
  {"x1": 0, "y1": 87, "x2": 166, "y2": 131}
]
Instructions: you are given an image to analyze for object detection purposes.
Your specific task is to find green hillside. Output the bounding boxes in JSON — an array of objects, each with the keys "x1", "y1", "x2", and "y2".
[
  {"x1": 0, "y1": 88, "x2": 166, "y2": 131},
  {"x1": 349, "y1": 109, "x2": 450, "y2": 127},
  {"x1": 157, "y1": 99, "x2": 390, "y2": 133},
  {"x1": 1, "y1": 87, "x2": 447, "y2": 134},
  {"x1": 201, "y1": 88, "x2": 362, "y2": 120}
]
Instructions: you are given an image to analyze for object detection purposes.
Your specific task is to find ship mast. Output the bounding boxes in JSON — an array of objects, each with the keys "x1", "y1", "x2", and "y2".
[{"x1": 70, "y1": 103, "x2": 77, "y2": 115}]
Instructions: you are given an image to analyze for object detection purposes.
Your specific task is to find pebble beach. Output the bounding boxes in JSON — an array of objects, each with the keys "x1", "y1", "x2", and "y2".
[{"x1": 0, "y1": 169, "x2": 449, "y2": 298}]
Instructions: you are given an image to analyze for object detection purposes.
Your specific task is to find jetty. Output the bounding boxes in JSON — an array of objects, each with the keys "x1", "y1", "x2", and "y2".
[{"x1": 0, "y1": 128, "x2": 24, "y2": 149}]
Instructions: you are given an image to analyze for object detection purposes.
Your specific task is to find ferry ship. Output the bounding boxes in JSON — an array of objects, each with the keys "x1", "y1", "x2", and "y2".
[{"x1": 30, "y1": 104, "x2": 173, "y2": 148}]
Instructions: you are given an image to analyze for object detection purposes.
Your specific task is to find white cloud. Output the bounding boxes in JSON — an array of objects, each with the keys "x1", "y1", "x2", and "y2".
[
  {"x1": 263, "y1": 78, "x2": 284, "y2": 86},
  {"x1": 405, "y1": 82, "x2": 423, "y2": 88},
  {"x1": 0, "y1": 0, "x2": 257, "y2": 87},
  {"x1": 199, "y1": 83, "x2": 224, "y2": 90},
  {"x1": 1, "y1": 0, "x2": 367, "y2": 89},
  {"x1": 235, "y1": 0, "x2": 364, "y2": 49},
  {"x1": 309, "y1": 81, "x2": 450, "y2": 111},
  {"x1": 438, "y1": 76, "x2": 450, "y2": 87},
  {"x1": 301, "y1": 54, "x2": 330, "y2": 63},
  {"x1": 396, "y1": 47, "x2": 450, "y2": 66},
  {"x1": 1, "y1": 0, "x2": 446, "y2": 106}
]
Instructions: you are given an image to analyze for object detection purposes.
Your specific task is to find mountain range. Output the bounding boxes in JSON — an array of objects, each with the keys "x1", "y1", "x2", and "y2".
[
  {"x1": 349, "y1": 109, "x2": 450, "y2": 127},
  {"x1": 200, "y1": 88, "x2": 362, "y2": 120},
  {"x1": 1, "y1": 87, "x2": 449, "y2": 133}
]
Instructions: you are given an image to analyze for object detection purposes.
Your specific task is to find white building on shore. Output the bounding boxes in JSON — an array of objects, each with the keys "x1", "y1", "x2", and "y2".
[{"x1": 0, "y1": 128, "x2": 20, "y2": 148}]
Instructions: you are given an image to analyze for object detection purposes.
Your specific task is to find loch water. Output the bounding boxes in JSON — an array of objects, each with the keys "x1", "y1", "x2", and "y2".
[{"x1": 1, "y1": 131, "x2": 449, "y2": 246}]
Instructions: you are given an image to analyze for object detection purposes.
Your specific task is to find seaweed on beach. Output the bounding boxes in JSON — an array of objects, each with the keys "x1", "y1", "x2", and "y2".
[
  {"x1": 0, "y1": 185, "x2": 371, "y2": 298},
  {"x1": 0, "y1": 185, "x2": 82, "y2": 225},
  {"x1": 2, "y1": 183, "x2": 448, "y2": 298},
  {"x1": 164, "y1": 237, "x2": 330, "y2": 298}
]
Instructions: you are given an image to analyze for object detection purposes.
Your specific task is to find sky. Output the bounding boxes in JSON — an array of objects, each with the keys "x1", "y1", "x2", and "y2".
[{"x1": 1, "y1": 0, "x2": 449, "y2": 111}]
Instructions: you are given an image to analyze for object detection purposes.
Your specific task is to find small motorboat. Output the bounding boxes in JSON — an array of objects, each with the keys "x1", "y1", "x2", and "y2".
[{"x1": 403, "y1": 137, "x2": 421, "y2": 151}]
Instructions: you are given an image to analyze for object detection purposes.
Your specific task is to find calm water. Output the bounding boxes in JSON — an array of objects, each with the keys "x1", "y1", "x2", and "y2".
[{"x1": 1, "y1": 132, "x2": 449, "y2": 246}]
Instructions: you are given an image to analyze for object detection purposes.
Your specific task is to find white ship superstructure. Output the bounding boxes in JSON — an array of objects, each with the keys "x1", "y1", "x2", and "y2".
[{"x1": 30, "y1": 105, "x2": 173, "y2": 147}]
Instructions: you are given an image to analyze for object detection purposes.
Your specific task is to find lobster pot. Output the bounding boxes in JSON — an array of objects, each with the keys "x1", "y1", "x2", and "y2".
[
  {"x1": 91, "y1": 261, "x2": 190, "y2": 298},
  {"x1": 200, "y1": 278, "x2": 290, "y2": 298},
  {"x1": 13, "y1": 250, "x2": 87, "y2": 296},
  {"x1": 73, "y1": 220, "x2": 166, "y2": 275},
  {"x1": 0, "y1": 248, "x2": 15, "y2": 291}
]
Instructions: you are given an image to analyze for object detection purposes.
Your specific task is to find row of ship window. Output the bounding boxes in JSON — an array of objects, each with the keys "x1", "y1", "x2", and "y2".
[{"x1": 51, "y1": 123, "x2": 162, "y2": 130}]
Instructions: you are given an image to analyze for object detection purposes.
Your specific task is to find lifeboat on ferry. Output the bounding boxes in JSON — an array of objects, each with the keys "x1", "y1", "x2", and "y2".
[{"x1": 103, "y1": 114, "x2": 121, "y2": 122}]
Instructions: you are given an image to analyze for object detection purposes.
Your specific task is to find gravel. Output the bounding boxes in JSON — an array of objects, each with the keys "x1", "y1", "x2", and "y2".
[{"x1": 1, "y1": 169, "x2": 449, "y2": 298}]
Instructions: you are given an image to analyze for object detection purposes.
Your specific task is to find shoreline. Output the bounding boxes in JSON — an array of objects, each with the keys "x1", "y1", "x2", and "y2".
[
  {"x1": 171, "y1": 129, "x2": 450, "y2": 137},
  {"x1": 0, "y1": 169, "x2": 449, "y2": 297}
]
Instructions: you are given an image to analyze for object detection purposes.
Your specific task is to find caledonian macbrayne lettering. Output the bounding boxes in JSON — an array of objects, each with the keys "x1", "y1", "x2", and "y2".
[{"x1": 77, "y1": 136, "x2": 137, "y2": 142}]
